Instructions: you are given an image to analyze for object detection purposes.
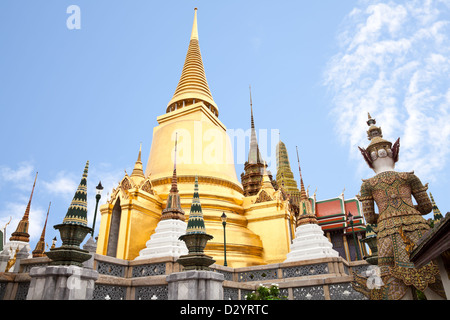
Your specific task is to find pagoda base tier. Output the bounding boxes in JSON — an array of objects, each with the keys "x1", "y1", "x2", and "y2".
[
  {"x1": 46, "y1": 246, "x2": 92, "y2": 267},
  {"x1": 285, "y1": 224, "x2": 339, "y2": 263}
]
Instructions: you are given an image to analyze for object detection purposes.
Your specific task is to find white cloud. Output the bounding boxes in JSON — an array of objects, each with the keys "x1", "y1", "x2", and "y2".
[
  {"x1": 324, "y1": 0, "x2": 450, "y2": 181},
  {"x1": 41, "y1": 172, "x2": 78, "y2": 198},
  {"x1": 0, "y1": 162, "x2": 35, "y2": 191},
  {"x1": 0, "y1": 199, "x2": 47, "y2": 243}
]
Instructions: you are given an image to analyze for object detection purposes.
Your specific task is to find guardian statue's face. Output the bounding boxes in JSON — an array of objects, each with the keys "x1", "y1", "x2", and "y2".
[
  {"x1": 372, "y1": 154, "x2": 395, "y2": 174},
  {"x1": 377, "y1": 148, "x2": 387, "y2": 158}
]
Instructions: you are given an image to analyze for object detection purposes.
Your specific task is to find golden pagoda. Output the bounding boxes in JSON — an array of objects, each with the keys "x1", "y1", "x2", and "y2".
[{"x1": 96, "y1": 8, "x2": 297, "y2": 267}]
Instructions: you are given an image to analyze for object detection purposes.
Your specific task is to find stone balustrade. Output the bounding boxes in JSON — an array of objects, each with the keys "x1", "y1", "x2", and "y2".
[{"x1": 0, "y1": 254, "x2": 369, "y2": 300}]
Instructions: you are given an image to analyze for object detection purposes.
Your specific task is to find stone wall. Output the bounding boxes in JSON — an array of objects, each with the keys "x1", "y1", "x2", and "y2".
[{"x1": 0, "y1": 254, "x2": 369, "y2": 300}]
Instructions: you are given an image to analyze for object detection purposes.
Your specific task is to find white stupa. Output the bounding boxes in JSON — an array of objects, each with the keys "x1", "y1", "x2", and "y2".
[
  {"x1": 284, "y1": 149, "x2": 339, "y2": 262},
  {"x1": 285, "y1": 221, "x2": 339, "y2": 262},
  {"x1": 135, "y1": 219, "x2": 188, "y2": 260},
  {"x1": 134, "y1": 137, "x2": 188, "y2": 260}
]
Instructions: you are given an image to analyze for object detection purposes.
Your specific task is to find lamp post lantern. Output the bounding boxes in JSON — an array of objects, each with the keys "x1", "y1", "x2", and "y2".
[
  {"x1": 347, "y1": 211, "x2": 361, "y2": 260},
  {"x1": 221, "y1": 212, "x2": 228, "y2": 266},
  {"x1": 91, "y1": 181, "x2": 103, "y2": 237}
]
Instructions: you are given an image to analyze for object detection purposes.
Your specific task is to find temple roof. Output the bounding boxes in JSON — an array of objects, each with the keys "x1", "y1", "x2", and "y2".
[{"x1": 166, "y1": 8, "x2": 218, "y2": 116}]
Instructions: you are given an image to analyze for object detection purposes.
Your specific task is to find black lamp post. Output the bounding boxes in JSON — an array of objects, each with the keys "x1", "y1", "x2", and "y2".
[
  {"x1": 347, "y1": 211, "x2": 361, "y2": 260},
  {"x1": 91, "y1": 181, "x2": 103, "y2": 237},
  {"x1": 221, "y1": 212, "x2": 228, "y2": 266}
]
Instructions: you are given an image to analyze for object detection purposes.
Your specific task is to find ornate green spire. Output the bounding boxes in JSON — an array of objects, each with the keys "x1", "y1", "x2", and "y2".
[
  {"x1": 63, "y1": 161, "x2": 89, "y2": 226},
  {"x1": 178, "y1": 175, "x2": 214, "y2": 270},
  {"x1": 185, "y1": 176, "x2": 207, "y2": 234}
]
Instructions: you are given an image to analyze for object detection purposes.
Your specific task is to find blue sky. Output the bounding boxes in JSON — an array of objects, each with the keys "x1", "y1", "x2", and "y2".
[{"x1": 1, "y1": 0, "x2": 449, "y2": 251}]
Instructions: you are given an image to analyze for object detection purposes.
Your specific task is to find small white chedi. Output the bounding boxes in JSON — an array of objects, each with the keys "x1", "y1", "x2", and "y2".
[
  {"x1": 135, "y1": 219, "x2": 188, "y2": 260},
  {"x1": 135, "y1": 137, "x2": 188, "y2": 260},
  {"x1": 284, "y1": 222, "x2": 339, "y2": 262},
  {"x1": 284, "y1": 152, "x2": 339, "y2": 262}
]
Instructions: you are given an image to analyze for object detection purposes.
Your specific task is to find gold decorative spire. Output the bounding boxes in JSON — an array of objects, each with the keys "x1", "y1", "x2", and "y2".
[
  {"x1": 130, "y1": 143, "x2": 145, "y2": 182},
  {"x1": 296, "y1": 146, "x2": 307, "y2": 201},
  {"x1": 248, "y1": 85, "x2": 263, "y2": 165},
  {"x1": 166, "y1": 8, "x2": 218, "y2": 116},
  {"x1": 161, "y1": 133, "x2": 185, "y2": 221},
  {"x1": 295, "y1": 146, "x2": 316, "y2": 225},
  {"x1": 32, "y1": 202, "x2": 51, "y2": 258},
  {"x1": 10, "y1": 172, "x2": 38, "y2": 242}
]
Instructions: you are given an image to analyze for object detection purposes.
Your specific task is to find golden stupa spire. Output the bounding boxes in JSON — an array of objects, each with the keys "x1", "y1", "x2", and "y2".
[
  {"x1": 296, "y1": 146, "x2": 307, "y2": 201},
  {"x1": 32, "y1": 202, "x2": 51, "y2": 258},
  {"x1": 130, "y1": 143, "x2": 145, "y2": 181},
  {"x1": 190, "y1": 7, "x2": 199, "y2": 40},
  {"x1": 248, "y1": 85, "x2": 263, "y2": 164},
  {"x1": 10, "y1": 172, "x2": 38, "y2": 242},
  {"x1": 166, "y1": 8, "x2": 218, "y2": 117}
]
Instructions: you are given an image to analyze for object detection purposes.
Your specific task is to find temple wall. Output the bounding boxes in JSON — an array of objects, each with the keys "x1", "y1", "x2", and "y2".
[{"x1": 0, "y1": 254, "x2": 369, "y2": 300}]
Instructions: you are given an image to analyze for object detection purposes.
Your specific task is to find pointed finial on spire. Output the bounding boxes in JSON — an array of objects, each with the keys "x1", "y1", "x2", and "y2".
[
  {"x1": 32, "y1": 201, "x2": 51, "y2": 257},
  {"x1": 138, "y1": 142, "x2": 142, "y2": 161},
  {"x1": 191, "y1": 8, "x2": 199, "y2": 40},
  {"x1": 161, "y1": 132, "x2": 185, "y2": 221},
  {"x1": 131, "y1": 143, "x2": 145, "y2": 180},
  {"x1": 250, "y1": 85, "x2": 254, "y2": 128},
  {"x1": 9, "y1": 171, "x2": 38, "y2": 242},
  {"x1": 296, "y1": 146, "x2": 307, "y2": 200},
  {"x1": 170, "y1": 133, "x2": 179, "y2": 193},
  {"x1": 174, "y1": 132, "x2": 178, "y2": 170}
]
